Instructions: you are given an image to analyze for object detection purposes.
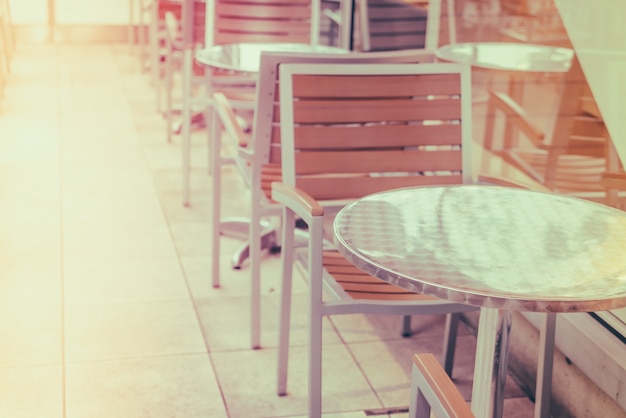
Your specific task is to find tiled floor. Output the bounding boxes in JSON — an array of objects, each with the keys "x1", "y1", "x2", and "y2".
[{"x1": 0, "y1": 43, "x2": 536, "y2": 418}]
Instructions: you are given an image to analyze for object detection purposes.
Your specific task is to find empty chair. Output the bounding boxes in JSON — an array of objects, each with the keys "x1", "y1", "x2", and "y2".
[
  {"x1": 178, "y1": 0, "x2": 324, "y2": 205},
  {"x1": 497, "y1": 0, "x2": 571, "y2": 46},
  {"x1": 409, "y1": 353, "x2": 474, "y2": 418},
  {"x1": 211, "y1": 48, "x2": 437, "y2": 349},
  {"x1": 272, "y1": 61, "x2": 478, "y2": 417},
  {"x1": 357, "y1": 0, "x2": 441, "y2": 51},
  {"x1": 483, "y1": 55, "x2": 611, "y2": 202}
]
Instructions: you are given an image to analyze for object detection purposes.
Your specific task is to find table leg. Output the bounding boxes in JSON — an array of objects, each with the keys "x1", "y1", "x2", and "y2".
[
  {"x1": 471, "y1": 307, "x2": 513, "y2": 418},
  {"x1": 535, "y1": 313, "x2": 556, "y2": 418}
]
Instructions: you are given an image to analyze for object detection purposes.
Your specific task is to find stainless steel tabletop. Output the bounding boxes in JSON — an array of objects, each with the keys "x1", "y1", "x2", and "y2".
[
  {"x1": 334, "y1": 185, "x2": 626, "y2": 312},
  {"x1": 195, "y1": 42, "x2": 345, "y2": 73},
  {"x1": 436, "y1": 42, "x2": 574, "y2": 73}
]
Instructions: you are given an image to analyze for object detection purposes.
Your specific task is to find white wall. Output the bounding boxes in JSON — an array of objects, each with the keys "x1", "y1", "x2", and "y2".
[
  {"x1": 8, "y1": 0, "x2": 135, "y2": 25},
  {"x1": 55, "y1": 0, "x2": 133, "y2": 24},
  {"x1": 556, "y1": 0, "x2": 626, "y2": 165},
  {"x1": 9, "y1": 0, "x2": 49, "y2": 24}
]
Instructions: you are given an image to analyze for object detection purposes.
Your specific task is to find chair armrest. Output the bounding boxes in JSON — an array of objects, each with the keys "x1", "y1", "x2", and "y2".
[
  {"x1": 323, "y1": 8, "x2": 342, "y2": 25},
  {"x1": 601, "y1": 170, "x2": 626, "y2": 190},
  {"x1": 212, "y1": 92, "x2": 250, "y2": 147},
  {"x1": 410, "y1": 353, "x2": 473, "y2": 418},
  {"x1": 489, "y1": 90, "x2": 545, "y2": 147},
  {"x1": 272, "y1": 182, "x2": 324, "y2": 219},
  {"x1": 477, "y1": 174, "x2": 550, "y2": 192}
]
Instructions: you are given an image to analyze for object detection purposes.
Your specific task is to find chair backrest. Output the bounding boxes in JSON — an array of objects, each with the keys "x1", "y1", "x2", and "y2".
[
  {"x1": 252, "y1": 49, "x2": 437, "y2": 172},
  {"x1": 277, "y1": 61, "x2": 473, "y2": 201},
  {"x1": 485, "y1": 54, "x2": 610, "y2": 193},
  {"x1": 357, "y1": 0, "x2": 441, "y2": 52},
  {"x1": 158, "y1": 0, "x2": 206, "y2": 46},
  {"x1": 206, "y1": 0, "x2": 321, "y2": 47}
]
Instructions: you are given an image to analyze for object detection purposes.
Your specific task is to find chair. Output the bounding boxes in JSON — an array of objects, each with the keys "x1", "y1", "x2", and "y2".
[
  {"x1": 161, "y1": 1, "x2": 218, "y2": 143},
  {"x1": 178, "y1": 0, "x2": 324, "y2": 205},
  {"x1": 357, "y1": 0, "x2": 443, "y2": 51},
  {"x1": 483, "y1": 55, "x2": 611, "y2": 202},
  {"x1": 497, "y1": 0, "x2": 570, "y2": 46},
  {"x1": 211, "y1": 49, "x2": 437, "y2": 349},
  {"x1": 272, "y1": 61, "x2": 478, "y2": 417},
  {"x1": 409, "y1": 353, "x2": 474, "y2": 418}
]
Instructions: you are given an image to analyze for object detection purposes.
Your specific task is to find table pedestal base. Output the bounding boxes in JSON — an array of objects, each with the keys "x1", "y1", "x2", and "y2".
[{"x1": 471, "y1": 308, "x2": 513, "y2": 418}]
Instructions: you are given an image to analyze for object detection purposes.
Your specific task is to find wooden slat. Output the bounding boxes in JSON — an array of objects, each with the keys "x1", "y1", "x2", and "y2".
[
  {"x1": 369, "y1": 20, "x2": 427, "y2": 34},
  {"x1": 216, "y1": 3, "x2": 312, "y2": 19},
  {"x1": 293, "y1": 124, "x2": 462, "y2": 149},
  {"x1": 297, "y1": 174, "x2": 463, "y2": 200},
  {"x1": 295, "y1": 149, "x2": 462, "y2": 175},
  {"x1": 348, "y1": 292, "x2": 438, "y2": 301},
  {"x1": 292, "y1": 74, "x2": 461, "y2": 97},
  {"x1": 215, "y1": 32, "x2": 310, "y2": 45},
  {"x1": 370, "y1": 34, "x2": 426, "y2": 50},
  {"x1": 293, "y1": 99, "x2": 462, "y2": 124},
  {"x1": 216, "y1": 19, "x2": 312, "y2": 34}
]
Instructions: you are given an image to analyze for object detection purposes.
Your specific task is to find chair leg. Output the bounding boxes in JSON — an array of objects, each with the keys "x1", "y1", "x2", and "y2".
[
  {"x1": 442, "y1": 312, "x2": 461, "y2": 377},
  {"x1": 308, "y1": 305, "x2": 324, "y2": 418},
  {"x1": 409, "y1": 362, "x2": 433, "y2": 418},
  {"x1": 308, "y1": 217, "x2": 326, "y2": 418},
  {"x1": 277, "y1": 208, "x2": 296, "y2": 396},
  {"x1": 249, "y1": 185, "x2": 263, "y2": 349},
  {"x1": 402, "y1": 315, "x2": 412, "y2": 337},
  {"x1": 210, "y1": 109, "x2": 223, "y2": 289},
  {"x1": 165, "y1": 50, "x2": 174, "y2": 143}
]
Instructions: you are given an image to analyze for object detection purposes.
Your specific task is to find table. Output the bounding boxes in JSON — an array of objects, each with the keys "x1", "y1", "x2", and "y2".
[
  {"x1": 436, "y1": 42, "x2": 573, "y2": 101},
  {"x1": 333, "y1": 184, "x2": 626, "y2": 418},
  {"x1": 195, "y1": 42, "x2": 345, "y2": 73}
]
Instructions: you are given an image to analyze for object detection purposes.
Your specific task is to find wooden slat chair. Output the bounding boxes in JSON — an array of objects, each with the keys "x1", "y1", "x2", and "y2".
[
  {"x1": 162, "y1": 3, "x2": 220, "y2": 143},
  {"x1": 497, "y1": 0, "x2": 570, "y2": 47},
  {"x1": 211, "y1": 48, "x2": 437, "y2": 350},
  {"x1": 483, "y1": 55, "x2": 611, "y2": 202},
  {"x1": 357, "y1": 0, "x2": 441, "y2": 52},
  {"x1": 272, "y1": 61, "x2": 478, "y2": 417},
  {"x1": 179, "y1": 0, "x2": 324, "y2": 205},
  {"x1": 409, "y1": 353, "x2": 474, "y2": 418}
]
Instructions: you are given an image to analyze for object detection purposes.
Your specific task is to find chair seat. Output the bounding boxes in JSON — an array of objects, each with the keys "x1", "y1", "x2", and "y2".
[
  {"x1": 502, "y1": 147, "x2": 606, "y2": 194},
  {"x1": 323, "y1": 251, "x2": 442, "y2": 301}
]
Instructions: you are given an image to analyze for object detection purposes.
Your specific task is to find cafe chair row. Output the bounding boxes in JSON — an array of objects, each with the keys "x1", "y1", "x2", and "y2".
[{"x1": 165, "y1": 0, "x2": 325, "y2": 205}]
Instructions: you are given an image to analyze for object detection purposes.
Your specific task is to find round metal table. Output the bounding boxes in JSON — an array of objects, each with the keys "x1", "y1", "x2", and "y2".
[
  {"x1": 334, "y1": 184, "x2": 626, "y2": 418},
  {"x1": 195, "y1": 42, "x2": 346, "y2": 73}
]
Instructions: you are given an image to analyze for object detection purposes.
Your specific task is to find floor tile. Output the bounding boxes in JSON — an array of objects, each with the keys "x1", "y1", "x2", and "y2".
[
  {"x1": 0, "y1": 262, "x2": 62, "y2": 309},
  {"x1": 65, "y1": 354, "x2": 227, "y2": 418},
  {"x1": 64, "y1": 301, "x2": 206, "y2": 362},
  {"x1": 62, "y1": 220, "x2": 177, "y2": 262},
  {"x1": 0, "y1": 307, "x2": 63, "y2": 367},
  {"x1": 0, "y1": 365, "x2": 64, "y2": 418},
  {"x1": 62, "y1": 192, "x2": 166, "y2": 225},
  {"x1": 196, "y1": 292, "x2": 342, "y2": 352},
  {"x1": 211, "y1": 345, "x2": 382, "y2": 417},
  {"x1": 63, "y1": 257, "x2": 190, "y2": 306}
]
